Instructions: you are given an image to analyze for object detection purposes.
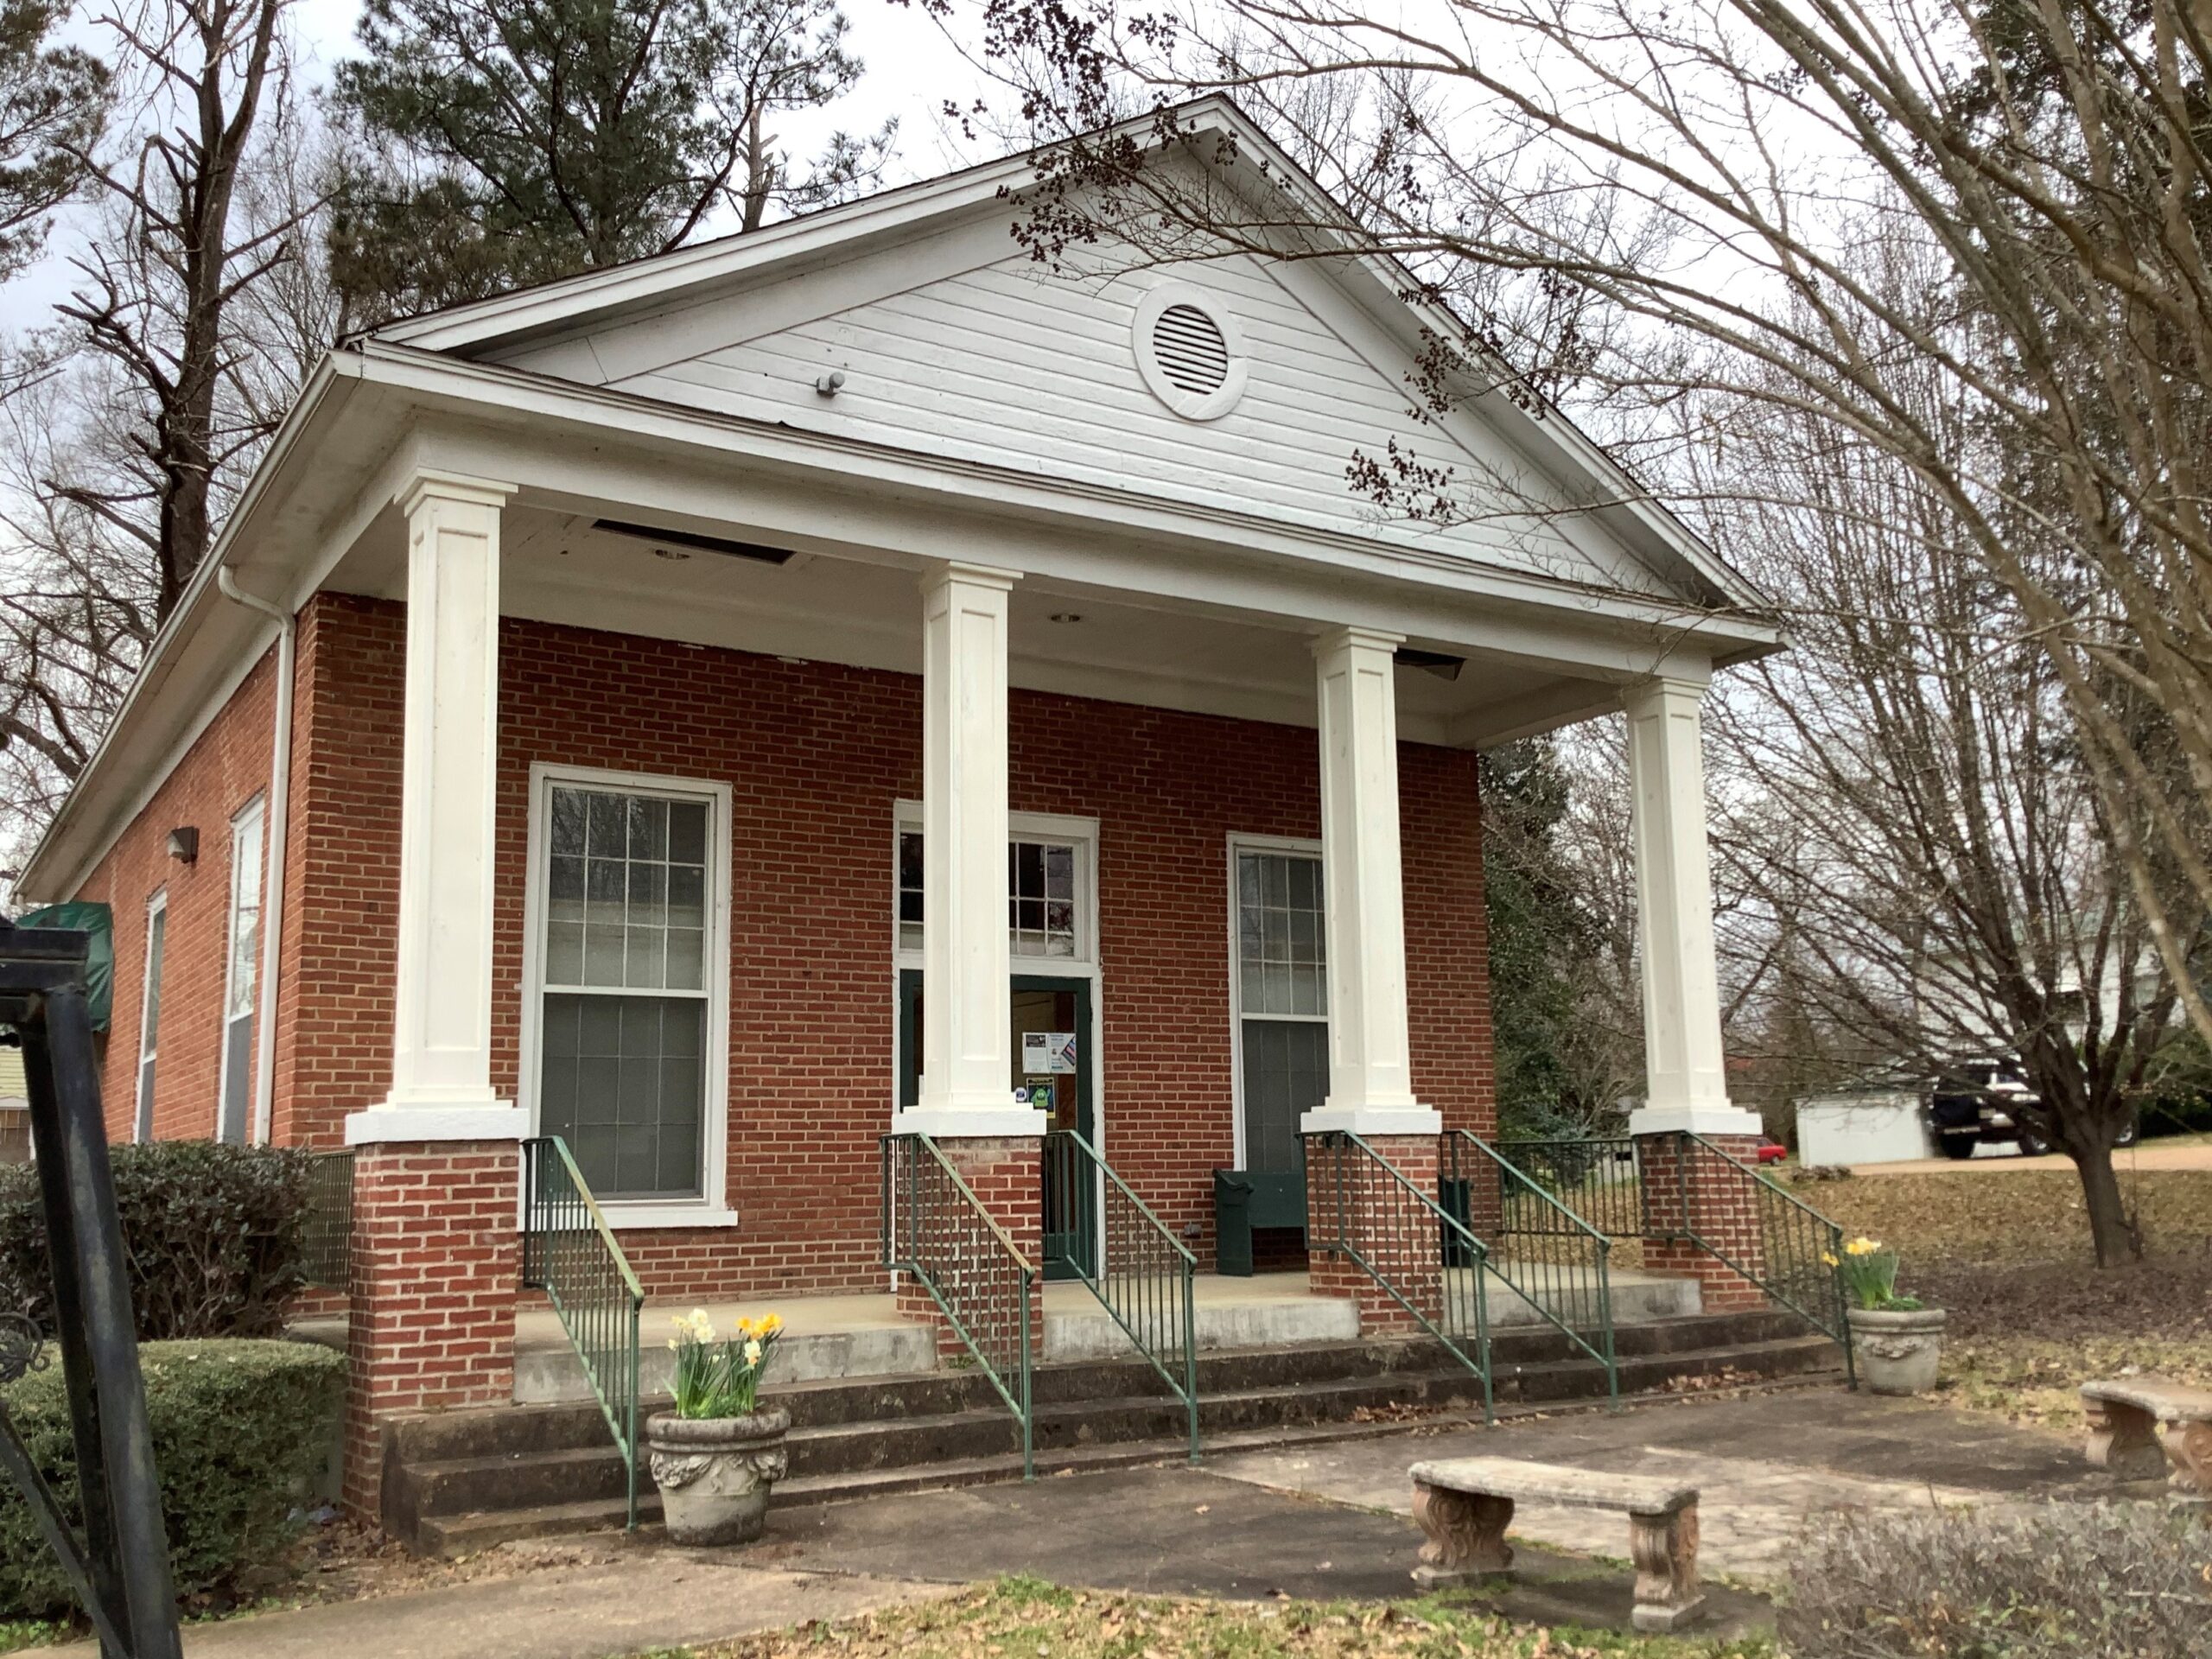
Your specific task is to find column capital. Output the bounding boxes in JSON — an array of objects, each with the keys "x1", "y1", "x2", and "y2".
[
  {"x1": 1312, "y1": 624, "x2": 1406, "y2": 659},
  {"x1": 396, "y1": 470, "x2": 518, "y2": 517},
  {"x1": 918, "y1": 560, "x2": 1020, "y2": 596},
  {"x1": 1619, "y1": 671, "x2": 1713, "y2": 712}
]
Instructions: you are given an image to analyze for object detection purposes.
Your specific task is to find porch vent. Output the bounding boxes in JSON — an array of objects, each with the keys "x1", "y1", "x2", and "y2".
[
  {"x1": 1151, "y1": 303, "x2": 1230, "y2": 395},
  {"x1": 594, "y1": 518, "x2": 795, "y2": 565}
]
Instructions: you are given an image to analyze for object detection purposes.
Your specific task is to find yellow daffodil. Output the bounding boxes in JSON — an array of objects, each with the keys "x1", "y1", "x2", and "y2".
[
  {"x1": 1844, "y1": 1236, "x2": 1881, "y2": 1257},
  {"x1": 1821, "y1": 1252, "x2": 1839, "y2": 1268},
  {"x1": 760, "y1": 1313, "x2": 784, "y2": 1336}
]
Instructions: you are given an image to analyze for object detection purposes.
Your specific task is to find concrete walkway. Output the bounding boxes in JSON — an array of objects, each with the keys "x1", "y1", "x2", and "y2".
[{"x1": 54, "y1": 1387, "x2": 2128, "y2": 1658}]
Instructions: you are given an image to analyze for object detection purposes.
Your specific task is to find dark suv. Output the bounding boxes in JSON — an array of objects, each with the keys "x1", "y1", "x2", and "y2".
[{"x1": 1928, "y1": 1057, "x2": 2138, "y2": 1159}]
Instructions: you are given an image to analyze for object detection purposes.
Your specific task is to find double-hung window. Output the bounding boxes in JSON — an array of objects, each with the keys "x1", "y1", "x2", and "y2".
[
  {"x1": 218, "y1": 796, "x2": 265, "y2": 1144},
  {"x1": 1230, "y1": 842, "x2": 1327, "y2": 1176},
  {"x1": 135, "y1": 893, "x2": 167, "y2": 1142},
  {"x1": 529, "y1": 770, "x2": 728, "y2": 1211}
]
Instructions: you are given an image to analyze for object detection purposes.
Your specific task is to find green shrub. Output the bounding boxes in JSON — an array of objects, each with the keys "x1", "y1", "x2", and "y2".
[
  {"x1": 0, "y1": 1141, "x2": 311, "y2": 1338},
  {"x1": 1779, "y1": 1503, "x2": 2212, "y2": 1657},
  {"x1": 0, "y1": 1339, "x2": 346, "y2": 1620}
]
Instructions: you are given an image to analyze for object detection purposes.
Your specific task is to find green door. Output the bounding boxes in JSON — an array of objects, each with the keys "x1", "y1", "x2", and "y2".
[{"x1": 895, "y1": 972, "x2": 1096, "y2": 1280}]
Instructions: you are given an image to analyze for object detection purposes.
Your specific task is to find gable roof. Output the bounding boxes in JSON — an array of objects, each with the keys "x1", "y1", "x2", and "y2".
[{"x1": 370, "y1": 96, "x2": 1767, "y2": 618}]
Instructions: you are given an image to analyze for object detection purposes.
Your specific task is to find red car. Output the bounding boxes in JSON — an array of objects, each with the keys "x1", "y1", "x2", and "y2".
[{"x1": 1754, "y1": 1139, "x2": 1788, "y2": 1166}]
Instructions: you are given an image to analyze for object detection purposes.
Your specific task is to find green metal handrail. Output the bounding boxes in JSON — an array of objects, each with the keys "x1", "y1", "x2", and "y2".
[
  {"x1": 521, "y1": 1137, "x2": 645, "y2": 1529},
  {"x1": 1303, "y1": 1130, "x2": 1492, "y2": 1421},
  {"x1": 880, "y1": 1132, "x2": 1037, "y2": 1477},
  {"x1": 1674, "y1": 1133, "x2": 1855, "y2": 1387},
  {"x1": 1442, "y1": 1130, "x2": 1618, "y2": 1406},
  {"x1": 1044, "y1": 1129, "x2": 1199, "y2": 1461},
  {"x1": 1492, "y1": 1135, "x2": 1643, "y2": 1240},
  {"x1": 299, "y1": 1147, "x2": 355, "y2": 1291}
]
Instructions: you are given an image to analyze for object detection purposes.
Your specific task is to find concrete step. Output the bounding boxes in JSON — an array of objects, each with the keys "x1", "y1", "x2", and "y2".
[
  {"x1": 1042, "y1": 1284, "x2": 1360, "y2": 1362},
  {"x1": 410, "y1": 1338, "x2": 1847, "y2": 1555},
  {"x1": 1485, "y1": 1268, "x2": 1700, "y2": 1329},
  {"x1": 514, "y1": 1304, "x2": 936, "y2": 1407}
]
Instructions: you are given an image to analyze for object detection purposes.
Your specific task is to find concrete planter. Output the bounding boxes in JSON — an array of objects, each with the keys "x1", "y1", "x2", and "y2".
[
  {"x1": 646, "y1": 1407, "x2": 791, "y2": 1545},
  {"x1": 1847, "y1": 1306, "x2": 1946, "y2": 1396}
]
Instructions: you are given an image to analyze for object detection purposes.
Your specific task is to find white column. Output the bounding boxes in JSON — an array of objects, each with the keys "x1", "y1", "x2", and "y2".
[
  {"x1": 1620, "y1": 675, "x2": 1761, "y2": 1137},
  {"x1": 905, "y1": 561, "x2": 1035, "y2": 1137},
  {"x1": 346, "y1": 471, "x2": 524, "y2": 1146},
  {"x1": 1300, "y1": 626, "x2": 1440, "y2": 1136}
]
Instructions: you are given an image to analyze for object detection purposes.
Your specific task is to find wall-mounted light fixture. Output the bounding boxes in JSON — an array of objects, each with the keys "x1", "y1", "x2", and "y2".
[{"x1": 167, "y1": 827, "x2": 200, "y2": 864}]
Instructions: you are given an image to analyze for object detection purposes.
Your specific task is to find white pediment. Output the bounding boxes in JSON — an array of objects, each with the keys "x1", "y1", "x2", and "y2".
[{"x1": 473, "y1": 215, "x2": 1674, "y2": 600}]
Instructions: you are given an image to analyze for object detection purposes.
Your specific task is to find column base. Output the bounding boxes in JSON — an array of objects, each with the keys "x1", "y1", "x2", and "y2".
[
  {"x1": 896, "y1": 1105, "x2": 1047, "y2": 1139},
  {"x1": 1634, "y1": 1128, "x2": 1770, "y2": 1313},
  {"x1": 890, "y1": 1135, "x2": 1044, "y2": 1364},
  {"x1": 345, "y1": 1100, "x2": 525, "y2": 1145},
  {"x1": 1305, "y1": 1132, "x2": 1443, "y2": 1335},
  {"x1": 342, "y1": 1139, "x2": 521, "y2": 1526},
  {"x1": 1300, "y1": 1103, "x2": 1443, "y2": 1137}
]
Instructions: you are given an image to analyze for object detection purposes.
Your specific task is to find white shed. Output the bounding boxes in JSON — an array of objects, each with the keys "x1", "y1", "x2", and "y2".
[{"x1": 1797, "y1": 1090, "x2": 1932, "y2": 1166}]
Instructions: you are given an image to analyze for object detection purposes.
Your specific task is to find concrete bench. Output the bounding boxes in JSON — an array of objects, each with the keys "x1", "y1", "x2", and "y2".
[
  {"x1": 2081, "y1": 1377, "x2": 2212, "y2": 1502},
  {"x1": 1408, "y1": 1456, "x2": 1703, "y2": 1631}
]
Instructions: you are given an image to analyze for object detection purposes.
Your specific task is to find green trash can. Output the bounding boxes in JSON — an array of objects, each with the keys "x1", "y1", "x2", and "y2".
[{"x1": 1213, "y1": 1169, "x2": 1256, "y2": 1276}]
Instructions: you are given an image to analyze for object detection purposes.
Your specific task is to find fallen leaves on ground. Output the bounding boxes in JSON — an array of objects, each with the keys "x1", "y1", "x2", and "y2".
[
  {"x1": 1800, "y1": 1166, "x2": 2212, "y2": 1428},
  {"x1": 658, "y1": 1578, "x2": 1771, "y2": 1659}
]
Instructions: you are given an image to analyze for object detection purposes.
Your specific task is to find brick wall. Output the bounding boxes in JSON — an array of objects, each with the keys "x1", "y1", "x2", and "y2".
[
  {"x1": 344, "y1": 1141, "x2": 520, "y2": 1522},
  {"x1": 70, "y1": 648, "x2": 281, "y2": 1142},
  {"x1": 79, "y1": 598, "x2": 1498, "y2": 1300}
]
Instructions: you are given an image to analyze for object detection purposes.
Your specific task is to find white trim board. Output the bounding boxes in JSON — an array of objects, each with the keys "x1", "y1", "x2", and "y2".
[{"x1": 518, "y1": 760, "x2": 737, "y2": 1229}]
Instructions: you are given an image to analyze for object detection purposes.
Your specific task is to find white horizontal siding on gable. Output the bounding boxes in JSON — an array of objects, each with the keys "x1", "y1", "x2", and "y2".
[{"x1": 573, "y1": 247, "x2": 1636, "y2": 588}]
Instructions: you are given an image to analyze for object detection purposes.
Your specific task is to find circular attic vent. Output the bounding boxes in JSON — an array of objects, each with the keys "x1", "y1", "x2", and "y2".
[
  {"x1": 1152, "y1": 303, "x2": 1230, "y2": 394},
  {"x1": 1133, "y1": 284, "x2": 1248, "y2": 420}
]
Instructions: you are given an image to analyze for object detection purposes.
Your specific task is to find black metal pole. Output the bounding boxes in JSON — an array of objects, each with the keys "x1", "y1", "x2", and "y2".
[{"x1": 5, "y1": 924, "x2": 182, "y2": 1659}]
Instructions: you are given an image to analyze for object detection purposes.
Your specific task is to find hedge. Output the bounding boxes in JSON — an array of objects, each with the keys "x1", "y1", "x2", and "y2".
[
  {"x1": 0, "y1": 1141, "x2": 311, "y2": 1339},
  {"x1": 0, "y1": 1339, "x2": 346, "y2": 1620}
]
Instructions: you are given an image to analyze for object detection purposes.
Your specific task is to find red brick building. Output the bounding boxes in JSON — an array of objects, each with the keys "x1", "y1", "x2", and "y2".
[{"x1": 16, "y1": 101, "x2": 1786, "y2": 1529}]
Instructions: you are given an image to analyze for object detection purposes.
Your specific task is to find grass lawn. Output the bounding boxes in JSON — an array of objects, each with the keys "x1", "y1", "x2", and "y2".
[
  {"x1": 1788, "y1": 1165, "x2": 2212, "y2": 1429},
  {"x1": 646, "y1": 1578, "x2": 1774, "y2": 1659}
]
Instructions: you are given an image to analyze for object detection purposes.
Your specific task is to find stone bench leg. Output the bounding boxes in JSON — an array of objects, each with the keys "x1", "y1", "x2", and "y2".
[
  {"x1": 2161, "y1": 1418, "x2": 2211, "y2": 1507},
  {"x1": 2084, "y1": 1398, "x2": 2167, "y2": 1481},
  {"x1": 1410, "y1": 1479, "x2": 1514, "y2": 1585},
  {"x1": 1628, "y1": 1504, "x2": 1704, "y2": 1633}
]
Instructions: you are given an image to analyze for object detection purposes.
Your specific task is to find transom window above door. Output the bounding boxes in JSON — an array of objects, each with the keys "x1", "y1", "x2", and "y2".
[
  {"x1": 893, "y1": 807, "x2": 1097, "y2": 965},
  {"x1": 529, "y1": 771, "x2": 731, "y2": 1219}
]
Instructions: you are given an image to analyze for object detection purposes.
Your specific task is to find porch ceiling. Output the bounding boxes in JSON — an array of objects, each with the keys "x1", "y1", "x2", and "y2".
[{"x1": 326, "y1": 502, "x2": 1619, "y2": 747}]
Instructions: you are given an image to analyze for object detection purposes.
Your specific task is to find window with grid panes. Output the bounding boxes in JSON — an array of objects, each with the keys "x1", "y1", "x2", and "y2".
[
  {"x1": 538, "y1": 784, "x2": 712, "y2": 1198},
  {"x1": 1234, "y1": 849, "x2": 1327, "y2": 1177},
  {"x1": 895, "y1": 832, "x2": 1080, "y2": 958}
]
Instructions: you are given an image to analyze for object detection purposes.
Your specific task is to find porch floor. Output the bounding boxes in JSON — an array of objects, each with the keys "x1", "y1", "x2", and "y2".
[
  {"x1": 512, "y1": 1270, "x2": 1359, "y2": 1404},
  {"x1": 506, "y1": 1266, "x2": 1703, "y2": 1403}
]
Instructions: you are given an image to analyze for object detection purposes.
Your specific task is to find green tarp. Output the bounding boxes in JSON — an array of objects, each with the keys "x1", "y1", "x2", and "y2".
[{"x1": 14, "y1": 899, "x2": 114, "y2": 1031}]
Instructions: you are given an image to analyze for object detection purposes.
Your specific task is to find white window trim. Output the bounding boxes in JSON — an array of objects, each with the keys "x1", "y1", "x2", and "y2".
[
  {"x1": 1225, "y1": 832, "x2": 1325, "y2": 1172},
  {"x1": 135, "y1": 889, "x2": 168, "y2": 1144},
  {"x1": 519, "y1": 762, "x2": 736, "y2": 1230},
  {"x1": 887, "y1": 802, "x2": 1105, "y2": 1158},
  {"x1": 217, "y1": 793, "x2": 266, "y2": 1141},
  {"x1": 891, "y1": 802, "x2": 1101, "y2": 975}
]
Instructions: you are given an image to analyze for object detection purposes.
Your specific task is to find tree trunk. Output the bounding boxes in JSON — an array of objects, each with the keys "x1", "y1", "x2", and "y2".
[{"x1": 2071, "y1": 1141, "x2": 2143, "y2": 1268}]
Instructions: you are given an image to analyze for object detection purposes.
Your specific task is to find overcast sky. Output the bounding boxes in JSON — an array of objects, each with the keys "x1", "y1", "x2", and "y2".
[{"x1": 3, "y1": 0, "x2": 1001, "y2": 321}]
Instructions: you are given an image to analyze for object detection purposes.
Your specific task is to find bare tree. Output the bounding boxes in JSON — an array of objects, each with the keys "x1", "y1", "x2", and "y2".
[
  {"x1": 54, "y1": 0, "x2": 312, "y2": 618},
  {"x1": 1700, "y1": 366, "x2": 2196, "y2": 1264},
  {"x1": 949, "y1": 0, "x2": 2212, "y2": 1058}
]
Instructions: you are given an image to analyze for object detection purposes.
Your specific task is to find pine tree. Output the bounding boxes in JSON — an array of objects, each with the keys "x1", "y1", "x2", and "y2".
[
  {"x1": 0, "y1": 0, "x2": 107, "y2": 281},
  {"x1": 328, "y1": 0, "x2": 893, "y2": 321}
]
